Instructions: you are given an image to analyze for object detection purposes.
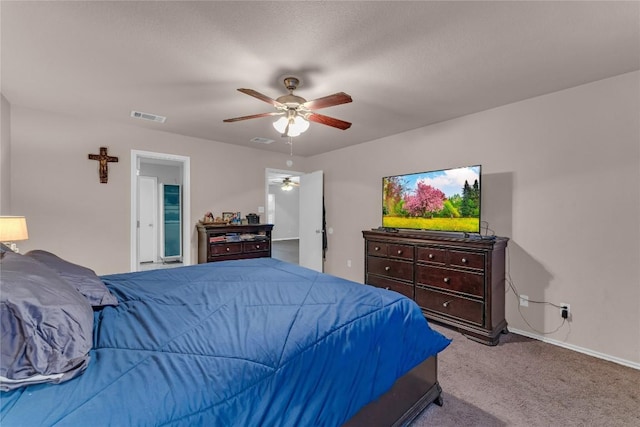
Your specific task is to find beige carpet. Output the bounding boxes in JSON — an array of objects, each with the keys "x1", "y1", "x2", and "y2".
[{"x1": 411, "y1": 323, "x2": 640, "y2": 426}]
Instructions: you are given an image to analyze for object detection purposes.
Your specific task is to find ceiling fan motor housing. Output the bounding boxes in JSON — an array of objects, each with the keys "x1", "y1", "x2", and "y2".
[
  {"x1": 276, "y1": 93, "x2": 307, "y2": 107},
  {"x1": 283, "y1": 77, "x2": 300, "y2": 91},
  {"x1": 277, "y1": 77, "x2": 307, "y2": 106}
]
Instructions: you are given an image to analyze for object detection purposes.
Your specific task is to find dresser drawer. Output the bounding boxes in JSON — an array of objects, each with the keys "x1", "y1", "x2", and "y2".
[
  {"x1": 448, "y1": 250, "x2": 485, "y2": 270},
  {"x1": 415, "y1": 266, "x2": 484, "y2": 298},
  {"x1": 243, "y1": 241, "x2": 269, "y2": 253},
  {"x1": 366, "y1": 275, "x2": 414, "y2": 299},
  {"x1": 210, "y1": 242, "x2": 243, "y2": 256},
  {"x1": 367, "y1": 241, "x2": 414, "y2": 260},
  {"x1": 415, "y1": 287, "x2": 484, "y2": 325},
  {"x1": 367, "y1": 241, "x2": 388, "y2": 256},
  {"x1": 387, "y1": 243, "x2": 414, "y2": 261},
  {"x1": 367, "y1": 256, "x2": 413, "y2": 282},
  {"x1": 416, "y1": 247, "x2": 447, "y2": 265}
]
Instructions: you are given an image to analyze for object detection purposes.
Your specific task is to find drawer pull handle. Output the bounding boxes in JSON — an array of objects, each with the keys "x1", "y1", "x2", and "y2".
[
  {"x1": 443, "y1": 277, "x2": 450, "y2": 284},
  {"x1": 385, "y1": 266, "x2": 391, "y2": 271},
  {"x1": 385, "y1": 287, "x2": 390, "y2": 290},
  {"x1": 428, "y1": 254, "x2": 434, "y2": 259},
  {"x1": 256, "y1": 245, "x2": 260, "y2": 249},
  {"x1": 226, "y1": 247, "x2": 230, "y2": 252},
  {"x1": 443, "y1": 301, "x2": 452, "y2": 308},
  {"x1": 374, "y1": 246, "x2": 380, "y2": 251},
  {"x1": 461, "y1": 258, "x2": 467, "y2": 263},
  {"x1": 397, "y1": 250, "x2": 402, "y2": 255}
]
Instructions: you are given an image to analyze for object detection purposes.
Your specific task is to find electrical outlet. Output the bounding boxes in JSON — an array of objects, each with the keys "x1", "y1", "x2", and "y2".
[
  {"x1": 519, "y1": 295, "x2": 529, "y2": 307},
  {"x1": 561, "y1": 303, "x2": 570, "y2": 319},
  {"x1": 347, "y1": 259, "x2": 352, "y2": 268}
]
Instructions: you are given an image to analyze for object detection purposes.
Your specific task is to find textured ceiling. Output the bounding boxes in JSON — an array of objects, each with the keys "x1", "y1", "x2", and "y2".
[{"x1": 2, "y1": 1, "x2": 638, "y2": 157}]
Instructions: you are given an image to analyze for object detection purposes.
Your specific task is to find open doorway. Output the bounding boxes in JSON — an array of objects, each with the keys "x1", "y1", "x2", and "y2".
[
  {"x1": 265, "y1": 168, "x2": 324, "y2": 272},
  {"x1": 266, "y1": 168, "x2": 302, "y2": 265},
  {"x1": 130, "y1": 150, "x2": 191, "y2": 272}
]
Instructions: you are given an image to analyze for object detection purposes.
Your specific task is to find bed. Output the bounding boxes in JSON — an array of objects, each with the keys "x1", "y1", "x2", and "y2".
[{"x1": 1, "y1": 249, "x2": 450, "y2": 426}]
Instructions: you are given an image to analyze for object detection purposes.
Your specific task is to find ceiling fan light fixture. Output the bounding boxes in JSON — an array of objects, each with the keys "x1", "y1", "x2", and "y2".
[
  {"x1": 273, "y1": 116, "x2": 289, "y2": 133},
  {"x1": 273, "y1": 114, "x2": 309, "y2": 137},
  {"x1": 292, "y1": 115, "x2": 310, "y2": 133}
]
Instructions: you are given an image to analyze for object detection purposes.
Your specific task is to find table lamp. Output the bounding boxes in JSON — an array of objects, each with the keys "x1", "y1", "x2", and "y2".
[{"x1": 0, "y1": 216, "x2": 29, "y2": 253}]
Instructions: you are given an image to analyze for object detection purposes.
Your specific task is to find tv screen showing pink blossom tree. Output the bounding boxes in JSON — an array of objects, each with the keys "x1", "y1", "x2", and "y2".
[{"x1": 382, "y1": 165, "x2": 481, "y2": 233}]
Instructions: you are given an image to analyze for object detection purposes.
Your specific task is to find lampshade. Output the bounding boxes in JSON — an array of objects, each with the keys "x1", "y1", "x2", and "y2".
[
  {"x1": 273, "y1": 116, "x2": 289, "y2": 134},
  {"x1": 0, "y1": 216, "x2": 29, "y2": 241},
  {"x1": 273, "y1": 114, "x2": 310, "y2": 137},
  {"x1": 291, "y1": 115, "x2": 310, "y2": 134}
]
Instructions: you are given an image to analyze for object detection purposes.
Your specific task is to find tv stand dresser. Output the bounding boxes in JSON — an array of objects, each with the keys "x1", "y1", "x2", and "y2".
[
  {"x1": 363, "y1": 229, "x2": 509, "y2": 345},
  {"x1": 197, "y1": 223, "x2": 273, "y2": 263}
]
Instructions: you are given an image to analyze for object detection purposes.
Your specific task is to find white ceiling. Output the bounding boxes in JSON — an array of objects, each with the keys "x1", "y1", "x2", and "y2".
[{"x1": 2, "y1": 1, "x2": 638, "y2": 157}]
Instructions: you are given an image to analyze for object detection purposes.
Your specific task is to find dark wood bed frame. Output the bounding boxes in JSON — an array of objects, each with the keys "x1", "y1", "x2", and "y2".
[{"x1": 344, "y1": 355, "x2": 442, "y2": 426}]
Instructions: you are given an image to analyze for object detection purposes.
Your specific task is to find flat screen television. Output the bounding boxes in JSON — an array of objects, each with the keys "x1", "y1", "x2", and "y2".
[{"x1": 382, "y1": 165, "x2": 481, "y2": 234}]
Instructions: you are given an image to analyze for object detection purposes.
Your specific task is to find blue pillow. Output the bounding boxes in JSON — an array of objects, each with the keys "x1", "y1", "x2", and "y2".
[
  {"x1": 25, "y1": 250, "x2": 118, "y2": 307},
  {"x1": 0, "y1": 252, "x2": 93, "y2": 391}
]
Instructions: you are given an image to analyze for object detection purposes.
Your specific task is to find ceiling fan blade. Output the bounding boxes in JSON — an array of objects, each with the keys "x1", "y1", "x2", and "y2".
[
  {"x1": 237, "y1": 88, "x2": 284, "y2": 108},
  {"x1": 302, "y1": 92, "x2": 352, "y2": 110},
  {"x1": 307, "y1": 112, "x2": 352, "y2": 130},
  {"x1": 223, "y1": 112, "x2": 283, "y2": 123}
]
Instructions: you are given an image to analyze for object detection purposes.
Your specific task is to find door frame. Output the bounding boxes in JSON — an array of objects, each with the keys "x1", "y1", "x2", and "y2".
[{"x1": 130, "y1": 150, "x2": 191, "y2": 271}]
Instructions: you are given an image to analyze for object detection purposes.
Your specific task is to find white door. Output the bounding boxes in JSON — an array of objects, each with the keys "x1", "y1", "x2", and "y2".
[
  {"x1": 138, "y1": 176, "x2": 157, "y2": 264},
  {"x1": 299, "y1": 170, "x2": 324, "y2": 272}
]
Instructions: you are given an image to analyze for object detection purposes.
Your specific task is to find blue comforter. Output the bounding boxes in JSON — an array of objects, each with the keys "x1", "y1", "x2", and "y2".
[{"x1": 1, "y1": 258, "x2": 450, "y2": 426}]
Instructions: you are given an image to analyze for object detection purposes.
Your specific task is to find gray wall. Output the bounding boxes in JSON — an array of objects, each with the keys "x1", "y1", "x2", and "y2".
[{"x1": 0, "y1": 95, "x2": 11, "y2": 214}]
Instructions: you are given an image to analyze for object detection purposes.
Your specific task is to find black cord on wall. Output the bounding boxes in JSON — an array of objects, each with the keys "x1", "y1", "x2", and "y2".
[
  {"x1": 495, "y1": 225, "x2": 570, "y2": 335},
  {"x1": 480, "y1": 221, "x2": 571, "y2": 335}
]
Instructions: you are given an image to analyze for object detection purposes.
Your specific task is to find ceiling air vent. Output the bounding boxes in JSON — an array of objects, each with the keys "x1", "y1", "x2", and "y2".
[
  {"x1": 250, "y1": 137, "x2": 274, "y2": 144},
  {"x1": 130, "y1": 110, "x2": 166, "y2": 123}
]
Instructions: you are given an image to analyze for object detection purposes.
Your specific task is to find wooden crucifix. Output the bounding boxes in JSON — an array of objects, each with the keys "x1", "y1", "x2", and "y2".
[{"x1": 88, "y1": 147, "x2": 119, "y2": 183}]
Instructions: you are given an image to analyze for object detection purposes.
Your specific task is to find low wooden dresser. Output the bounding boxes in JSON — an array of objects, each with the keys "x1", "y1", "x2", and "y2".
[
  {"x1": 197, "y1": 223, "x2": 274, "y2": 263},
  {"x1": 363, "y1": 229, "x2": 509, "y2": 345}
]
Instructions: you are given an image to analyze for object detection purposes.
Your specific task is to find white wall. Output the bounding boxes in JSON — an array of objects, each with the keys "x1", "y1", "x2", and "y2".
[
  {"x1": 308, "y1": 71, "x2": 640, "y2": 366},
  {"x1": 9, "y1": 105, "x2": 308, "y2": 274}
]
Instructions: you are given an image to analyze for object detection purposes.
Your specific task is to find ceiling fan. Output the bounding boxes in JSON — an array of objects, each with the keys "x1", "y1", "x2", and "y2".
[
  {"x1": 223, "y1": 77, "x2": 352, "y2": 137},
  {"x1": 280, "y1": 177, "x2": 299, "y2": 191}
]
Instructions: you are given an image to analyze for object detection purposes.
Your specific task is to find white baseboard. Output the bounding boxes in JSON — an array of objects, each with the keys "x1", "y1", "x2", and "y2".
[{"x1": 509, "y1": 328, "x2": 640, "y2": 371}]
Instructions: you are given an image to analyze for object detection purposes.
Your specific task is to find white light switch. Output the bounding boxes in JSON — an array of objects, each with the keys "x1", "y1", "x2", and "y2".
[{"x1": 258, "y1": 206, "x2": 265, "y2": 213}]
